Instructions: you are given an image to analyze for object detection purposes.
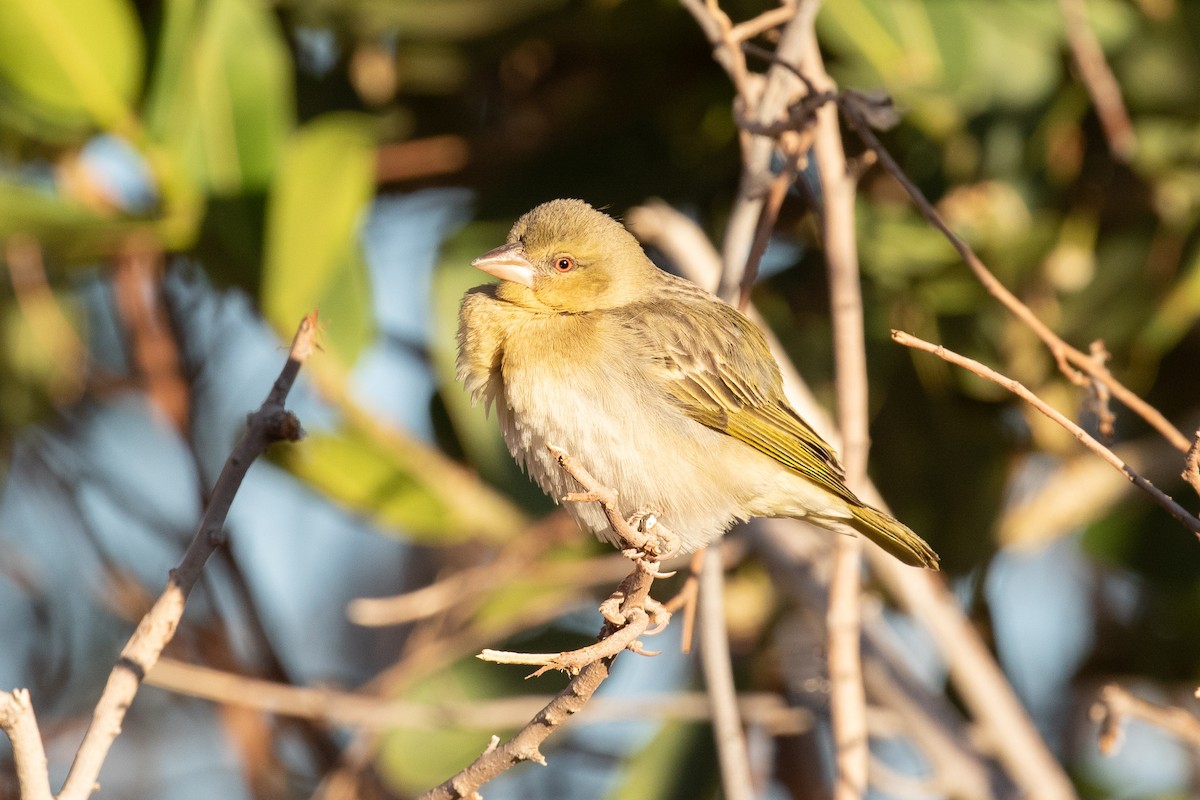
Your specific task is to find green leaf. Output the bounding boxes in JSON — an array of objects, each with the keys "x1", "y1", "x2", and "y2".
[
  {"x1": 262, "y1": 113, "x2": 376, "y2": 365},
  {"x1": 144, "y1": 0, "x2": 295, "y2": 194},
  {"x1": 0, "y1": 0, "x2": 143, "y2": 142},
  {"x1": 376, "y1": 657, "x2": 532, "y2": 794},
  {"x1": 280, "y1": 421, "x2": 527, "y2": 543}
]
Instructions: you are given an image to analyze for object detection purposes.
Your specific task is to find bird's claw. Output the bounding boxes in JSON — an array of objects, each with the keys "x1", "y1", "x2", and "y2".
[
  {"x1": 622, "y1": 509, "x2": 680, "y2": 562},
  {"x1": 599, "y1": 591, "x2": 627, "y2": 626}
]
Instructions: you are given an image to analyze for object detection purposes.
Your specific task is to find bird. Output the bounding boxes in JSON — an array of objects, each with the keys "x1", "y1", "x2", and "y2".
[{"x1": 456, "y1": 198, "x2": 939, "y2": 569}]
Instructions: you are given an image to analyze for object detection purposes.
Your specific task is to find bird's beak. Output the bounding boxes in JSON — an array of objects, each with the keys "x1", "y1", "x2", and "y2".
[{"x1": 471, "y1": 243, "x2": 536, "y2": 288}]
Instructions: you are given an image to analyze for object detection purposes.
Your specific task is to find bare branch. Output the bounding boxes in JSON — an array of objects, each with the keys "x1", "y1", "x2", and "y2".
[
  {"x1": 633, "y1": 199, "x2": 1076, "y2": 799},
  {"x1": 1059, "y1": 0, "x2": 1136, "y2": 161},
  {"x1": 700, "y1": 547, "x2": 755, "y2": 800},
  {"x1": 0, "y1": 690, "x2": 52, "y2": 800},
  {"x1": 419, "y1": 446, "x2": 673, "y2": 799},
  {"x1": 54, "y1": 311, "x2": 319, "y2": 800},
  {"x1": 892, "y1": 329, "x2": 1200, "y2": 537},
  {"x1": 836, "y1": 105, "x2": 1189, "y2": 453},
  {"x1": 1092, "y1": 683, "x2": 1200, "y2": 755},
  {"x1": 149, "y1": 656, "x2": 811, "y2": 733},
  {"x1": 479, "y1": 605, "x2": 655, "y2": 677},
  {"x1": 419, "y1": 558, "x2": 661, "y2": 800},
  {"x1": 799, "y1": 23, "x2": 872, "y2": 799}
]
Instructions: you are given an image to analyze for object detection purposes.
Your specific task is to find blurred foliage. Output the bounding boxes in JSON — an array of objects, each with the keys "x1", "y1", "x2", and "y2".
[{"x1": 3, "y1": 0, "x2": 1200, "y2": 797}]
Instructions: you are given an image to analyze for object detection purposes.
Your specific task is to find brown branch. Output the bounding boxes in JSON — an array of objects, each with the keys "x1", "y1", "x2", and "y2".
[
  {"x1": 48, "y1": 311, "x2": 319, "y2": 800},
  {"x1": 149, "y1": 656, "x2": 811, "y2": 733},
  {"x1": 835, "y1": 103, "x2": 1189, "y2": 453},
  {"x1": 632, "y1": 200, "x2": 1076, "y2": 799},
  {"x1": 1092, "y1": 683, "x2": 1200, "y2": 755},
  {"x1": 893, "y1": 329, "x2": 1200, "y2": 537},
  {"x1": 664, "y1": 548, "x2": 707, "y2": 653},
  {"x1": 375, "y1": 135, "x2": 469, "y2": 183},
  {"x1": 419, "y1": 560, "x2": 661, "y2": 800},
  {"x1": 111, "y1": 236, "x2": 190, "y2": 431},
  {"x1": 737, "y1": 133, "x2": 806, "y2": 311},
  {"x1": 1059, "y1": 0, "x2": 1136, "y2": 161},
  {"x1": 419, "y1": 447, "x2": 673, "y2": 800},
  {"x1": 478, "y1": 605, "x2": 655, "y2": 677},
  {"x1": 683, "y1": 0, "x2": 820, "y2": 302}
]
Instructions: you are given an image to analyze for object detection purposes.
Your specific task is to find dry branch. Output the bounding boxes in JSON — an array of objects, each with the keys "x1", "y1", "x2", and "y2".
[
  {"x1": 0, "y1": 690, "x2": 52, "y2": 800},
  {"x1": 1059, "y1": 0, "x2": 1136, "y2": 160},
  {"x1": 629, "y1": 199, "x2": 1077, "y2": 799},
  {"x1": 831, "y1": 100, "x2": 1187, "y2": 453},
  {"x1": 148, "y1": 656, "x2": 811, "y2": 733},
  {"x1": 1092, "y1": 683, "x2": 1200, "y2": 755},
  {"x1": 0, "y1": 311, "x2": 318, "y2": 800},
  {"x1": 418, "y1": 446, "x2": 673, "y2": 800},
  {"x1": 892, "y1": 329, "x2": 1200, "y2": 537}
]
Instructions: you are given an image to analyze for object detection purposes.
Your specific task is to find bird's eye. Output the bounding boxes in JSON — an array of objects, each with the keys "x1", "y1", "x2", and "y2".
[{"x1": 554, "y1": 257, "x2": 575, "y2": 273}]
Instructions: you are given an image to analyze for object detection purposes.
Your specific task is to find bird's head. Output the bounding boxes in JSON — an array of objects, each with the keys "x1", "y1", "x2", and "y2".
[{"x1": 471, "y1": 199, "x2": 653, "y2": 313}]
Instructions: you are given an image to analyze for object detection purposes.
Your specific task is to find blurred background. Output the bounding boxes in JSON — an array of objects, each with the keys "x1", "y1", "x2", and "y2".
[{"x1": 1, "y1": 0, "x2": 1199, "y2": 798}]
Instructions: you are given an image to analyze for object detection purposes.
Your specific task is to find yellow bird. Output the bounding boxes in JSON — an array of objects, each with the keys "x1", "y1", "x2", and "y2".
[{"x1": 457, "y1": 199, "x2": 938, "y2": 569}]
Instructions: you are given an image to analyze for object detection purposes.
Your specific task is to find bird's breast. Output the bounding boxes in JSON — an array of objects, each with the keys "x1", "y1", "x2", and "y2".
[{"x1": 493, "y1": 313, "x2": 767, "y2": 551}]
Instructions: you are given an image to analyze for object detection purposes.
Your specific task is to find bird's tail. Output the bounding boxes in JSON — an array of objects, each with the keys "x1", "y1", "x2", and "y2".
[{"x1": 848, "y1": 504, "x2": 940, "y2": 569}]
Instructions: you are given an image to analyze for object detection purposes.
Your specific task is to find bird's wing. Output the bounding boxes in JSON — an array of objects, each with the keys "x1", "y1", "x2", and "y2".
[{"x1": 624, "y1": 295, "x2": 858, "y2": 506}]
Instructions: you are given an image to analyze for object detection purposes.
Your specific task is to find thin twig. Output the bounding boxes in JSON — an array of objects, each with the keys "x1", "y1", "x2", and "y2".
[
  {"x1": 1092, "y1": 683, "x2": 1200, "y2": 755},
  {"x1": 112, "y1": 236, "x2": 189, "y2": 430},
  {"x1": 664, "y1": 548, "x2": 707, "y2": 653},
  {"x1": 1059, "y1": 0, "x2": 1136, "y2": 161},
  {"x1": 835, "y1": 103, "x2": 1188, "y2": 453},
  {"x1": 892, "y1": 329, "x2": 1200, "y2": 536},
  {"x1": 51, "y1": 311, "x2": 319, "y2": 800},
  {"x1": 419, "y1": 446, "x2": 673, "y2": 799},
  {"x1": 418, "y1": 560, "x2": 661, "y2": 800},
  {"x1": 148, "y1": 656, "x2": 811, "y2": 733},
  {"x1": 700, "y1": 547, "x2": 754, "y2": 800},
  {"x1": 737, "y1": 133, "x2": 806, "y2": 310},
  {"x1": 478, "y1": 606, "x2": 654, "y2": 677}
]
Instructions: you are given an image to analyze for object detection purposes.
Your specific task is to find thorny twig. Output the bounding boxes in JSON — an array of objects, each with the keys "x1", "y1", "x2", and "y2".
[
  {"x1": 893, "y1": 330, "x2": 1200, "y2": 537},
  {"x1": 736, "y1": 49, "x2": 1190, "y2": 455},
  {"x1": 419, "y1": 446, "x2": 674, "y2": 800}
]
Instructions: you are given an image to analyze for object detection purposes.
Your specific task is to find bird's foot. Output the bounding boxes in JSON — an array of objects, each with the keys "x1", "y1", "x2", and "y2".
[{"x1": 621, "y1": 509, "x2": 680, "y2": 563}]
